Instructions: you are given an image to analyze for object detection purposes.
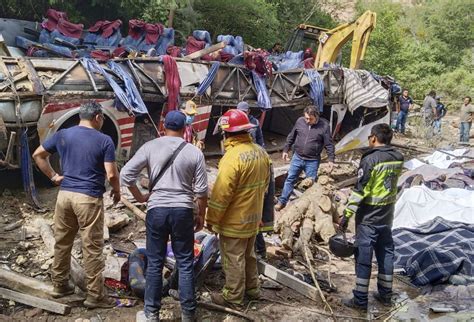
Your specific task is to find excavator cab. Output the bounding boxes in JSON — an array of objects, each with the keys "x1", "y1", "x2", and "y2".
[
  {"x1": 285, "y1": 11, "x2": 376, "y2": 69},
  {"x1": 284, "y1": 24, "x2": 327, "y2": 54}
]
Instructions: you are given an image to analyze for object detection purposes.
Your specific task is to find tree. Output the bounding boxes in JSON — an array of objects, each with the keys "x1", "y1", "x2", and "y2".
[{"x1": 194, "y1": 0, "x2": 280, "y2": 48}]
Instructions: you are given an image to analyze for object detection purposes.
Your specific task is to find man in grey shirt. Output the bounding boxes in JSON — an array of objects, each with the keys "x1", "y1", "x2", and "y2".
[
  {"x1": 422, "y1": 90, "x2": 438, "y2": 129},
  {"x1": 121, "y1": 111, "x2": 208, "y2": 322}
]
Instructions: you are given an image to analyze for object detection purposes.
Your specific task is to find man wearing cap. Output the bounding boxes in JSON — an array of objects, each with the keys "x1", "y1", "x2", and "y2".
[
  {"x1": 275, "y1": 105, "x2": 335, "y2": 211},
  {"x1": 206, "y1": 109, "x2": 270, "y2": 308},
  {"x1": 121, "y1": 110, "x2": 208, "y2": 322},
  {"x1": 236, "y1": 101, "x2": 273, "y2": 259},
  {"x1": 236, "y1": 101, "x2": 265, "y2": 147}
]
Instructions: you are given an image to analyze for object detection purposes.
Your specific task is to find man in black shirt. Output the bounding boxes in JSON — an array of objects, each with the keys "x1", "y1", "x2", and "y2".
[{"x1": 275, "y1": 106, "x2": 335, "y2": 210}]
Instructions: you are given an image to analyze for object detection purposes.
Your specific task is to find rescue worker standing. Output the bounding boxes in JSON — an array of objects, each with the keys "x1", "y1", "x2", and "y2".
[
  {"x1": 339, "y1": 124, "x2": 404, "y2": 311},
  {"x1": 237, "y1": 101, "x2": 274, "y2": 259},
  {"x1": 206, "y1": 109, "x2": 271, "y2": 308}
]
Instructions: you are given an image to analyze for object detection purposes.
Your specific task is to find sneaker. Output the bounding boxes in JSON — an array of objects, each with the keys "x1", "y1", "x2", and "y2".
[
  {"x1": 84, "y1": 295, "x2": 116, "y2": 309},
  {"x1": 51, "y1": 281, "x2": 75, "y2": 298},
  {"x1": 373, "y1": 293, "x2": 392, "y2": 307},
  {"x1": 210, "y1": 292, "x2": 243, "y2": 310},
  {"x1": 136, "y1": 310, "x2": 159, "y2": 322},
  {"x1": 342, "y1": 298, "x2": 367, "y2": 312},
  {"x1": 274, "y1": 202, "x2": 286, "y2": 211}
]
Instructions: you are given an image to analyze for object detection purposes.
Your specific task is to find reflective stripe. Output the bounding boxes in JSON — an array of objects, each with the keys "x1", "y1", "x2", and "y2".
[
  {"x1": 373, "y1": 161, "x2": 404, "y2": 171},
  {"x1": 356, "y1": 278, "x2": 370, "y2": 286},
  {"x1": 208, "y1": 200, "x2": 227, "y2": 210},
  {"x1": 378, "y1": 274, "x2": 393, "y2": 282},
  {"x1": 355, "y1": 285, "x2": 369, "y2": 293},
  {"x1": 349, "y1": 192, "x2": 364, "y2": 203},
  {"x1": 378, "y1": 280, "x2": 392, "y2": 289},
  {"x1": 236, "y1": 180, "x2": 267, "y2": 191},
  {"x1": 365, "y1": 194, "x2": 397, "y2": 205},
  {"x1": 346, "y1": 204, "x2": 358, "y2": 213},
  {"x1": 213, "y1": 224, "x2": 259, "y2": 238}
]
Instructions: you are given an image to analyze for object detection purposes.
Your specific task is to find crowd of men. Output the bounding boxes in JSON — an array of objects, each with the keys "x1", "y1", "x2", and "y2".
[
  {"x1": 394, "y1": 89, "x2": 473, "y2": 143},
  {"x1": 31, "y1": 92, "x2": 472, "y2": 320}
]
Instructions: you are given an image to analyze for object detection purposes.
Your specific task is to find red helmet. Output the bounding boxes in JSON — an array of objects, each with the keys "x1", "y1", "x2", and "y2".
[{"x1": 219, "y1": 109, "x2": 257, "y2": 133}]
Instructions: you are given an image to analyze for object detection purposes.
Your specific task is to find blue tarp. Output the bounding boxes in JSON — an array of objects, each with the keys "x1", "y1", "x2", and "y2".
[
  {"x1": 304, "y1": 69, "x2": 324, "y2": 111},
  {"x1": 252, "y1": 71, "x2": 272, "y2": 110},
  {"x1": 107, "y1": 61, "x2": 148, "y2": 114},
  {"x1": 196, "y1": 62, "x2": 220, "y2": 96},
  {"x1": 80, "y1": 58, "x2": 133, "y2": 112}
]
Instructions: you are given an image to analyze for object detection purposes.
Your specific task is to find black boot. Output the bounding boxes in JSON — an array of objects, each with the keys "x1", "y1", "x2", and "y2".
[{"x1": 342, "y1": 297, "x2": 368, "y2": 312}]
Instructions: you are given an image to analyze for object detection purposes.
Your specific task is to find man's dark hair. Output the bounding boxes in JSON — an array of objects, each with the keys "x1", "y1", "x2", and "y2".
[
  {"x1": 428, "y1": 90, "x2": 436, "y2": 97},
  {"x1": 465, "y1": 96, "x2": 472, "y2": 103},
  {"x1": 370, "y1": 123, "x2": 393, "y2": 145},
  {"x1": 79, "y1": 101, "x2": 103, "y2": 120},
  {"x1": 304, "y1": 105, "x2": 319, "y2": 116},
  {"x1": 402, "y1": 88, "x2": 408, "y2": 93}
]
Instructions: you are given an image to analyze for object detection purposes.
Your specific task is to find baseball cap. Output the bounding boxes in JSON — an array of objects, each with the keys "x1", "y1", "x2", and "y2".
[
  {"x1": 164, "y1": 110, "x2": 186, "y2": 130},
  {"x1": 236, "y1": 101, "x2": 249, "y2": 112}
]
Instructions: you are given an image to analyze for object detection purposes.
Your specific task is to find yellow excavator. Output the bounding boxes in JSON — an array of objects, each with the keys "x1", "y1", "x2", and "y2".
[{"x1": 285, "y1": 11, "x2": 376, "y2": 69}]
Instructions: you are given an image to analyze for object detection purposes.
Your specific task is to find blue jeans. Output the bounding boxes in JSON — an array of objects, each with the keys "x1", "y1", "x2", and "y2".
[
  {"x1": 278, "y1": 154, "x2": 320, "y2": 205},
  {"x1": 353, "y1": 224, "x2": 394, "y2": 306},
  {"x1": 144, "y1": 207, "x2": 196, "y2": 317},
  {"x1": 395, "y1": 110, "x2": 408, "y2": 133},
  {"x1": 433, "y1": 119, "x2": 442, "y2": 134},
  {"x1": 460, "y1": 122, "x2": 471, "y2": 143}
]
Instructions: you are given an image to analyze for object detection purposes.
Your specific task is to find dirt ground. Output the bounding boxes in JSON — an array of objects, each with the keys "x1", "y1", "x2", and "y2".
[{"x1": 0, "y1": 114, "x2": 472, "y2": 321}]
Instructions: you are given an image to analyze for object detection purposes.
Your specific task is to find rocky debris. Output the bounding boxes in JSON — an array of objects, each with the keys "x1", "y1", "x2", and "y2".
[
  {"x1": 105, "y1": 211, "x2": 131, "y2": 232},
  {"x1": 15, "y1": 255, "x2": 27, "y2": 266}
]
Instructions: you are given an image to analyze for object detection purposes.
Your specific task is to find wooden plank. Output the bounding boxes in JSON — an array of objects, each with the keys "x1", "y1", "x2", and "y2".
[
  {"x1": 121, "y1": 197, "x2": 146, "y2": 221},
  {"x1": 184, "y1": 42, "x2": 225, "y2": 60},
  {"x1": 335, "y1": 176, "x2": 358, "y2": 189},
  {"x1": 257, "y1": 260, "x2": 319, "y2": 302},
  {"x1": 0, "y1": 287, "x2": 71, "y2": 315},
  {"x1": 0, "y1": 268, "x2": 55, "y2": 298}
]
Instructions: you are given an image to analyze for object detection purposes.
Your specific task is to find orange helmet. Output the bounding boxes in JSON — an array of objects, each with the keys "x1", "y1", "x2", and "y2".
[{"x1": 219, "y1": 109, "x2": 257, "y2": 133}]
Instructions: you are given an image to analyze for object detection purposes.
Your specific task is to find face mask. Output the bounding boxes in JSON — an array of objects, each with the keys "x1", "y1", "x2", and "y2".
[{"x1": 186, "y1": 115, "x2": 195, "y2": 125}]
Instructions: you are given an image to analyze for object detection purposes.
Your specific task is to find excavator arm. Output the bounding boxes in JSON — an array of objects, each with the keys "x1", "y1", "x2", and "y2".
[{"x1": 314, "y1": 11, "x2": 376, "y2": 69}]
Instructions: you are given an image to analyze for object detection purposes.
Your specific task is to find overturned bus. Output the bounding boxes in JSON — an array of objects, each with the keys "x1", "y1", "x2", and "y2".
[{"x1": 0, "y1": 18, "x2": 394, "y2": 175}]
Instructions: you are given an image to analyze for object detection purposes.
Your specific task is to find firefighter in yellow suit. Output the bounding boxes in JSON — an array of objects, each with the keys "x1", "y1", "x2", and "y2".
[{"x1": 206, "y1": 109, "x2": 271, "y2": 308}]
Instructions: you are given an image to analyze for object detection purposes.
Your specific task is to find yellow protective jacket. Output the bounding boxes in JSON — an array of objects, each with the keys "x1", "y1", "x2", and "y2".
[{"x1": 207, "y1": 134, "x2": 270, "y2": 238}]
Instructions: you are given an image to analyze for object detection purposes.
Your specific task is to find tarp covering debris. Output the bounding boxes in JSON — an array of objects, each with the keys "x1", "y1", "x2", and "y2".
[
  {"x1": 393, "y1": 185, "x2": 474, "y2": 230},
  {"x1": 393, "y1": 217, "x2": 474, "y2": 286},
  {"x1": 342, "y1": 68, "x2": 388, "y2": 112}
]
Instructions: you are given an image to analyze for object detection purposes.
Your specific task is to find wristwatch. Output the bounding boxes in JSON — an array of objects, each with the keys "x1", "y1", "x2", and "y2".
[{"x1": 50, "y1": 173, "x2": 59, "y2": 181}]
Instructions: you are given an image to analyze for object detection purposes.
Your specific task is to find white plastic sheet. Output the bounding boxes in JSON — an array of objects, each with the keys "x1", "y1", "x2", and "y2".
[{"x1": 393, "y1": 185, "x2": 474, "y2": 230}]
